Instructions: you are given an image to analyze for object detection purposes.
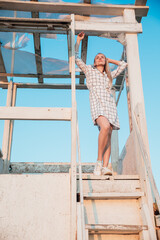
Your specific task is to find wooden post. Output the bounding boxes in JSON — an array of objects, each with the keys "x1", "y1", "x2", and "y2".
[
  {"x1": 123, "y1": 9, "x2": 150, "y2": 160},
  {"x1": 2, "y1": 81, "x2": 13, "y2": 173},
  {"x1": 70, "y1": 14, "x2": 77, "y2": 240},
  {"x1": 8, "y1": 83, "x2": 17, "y2": 162},
  {"x1": 111, "y1": 90, "x2": 119, "y2": 173},
  {"x1": 124, "y1": 9, "x2": 155, "y2": 231}
]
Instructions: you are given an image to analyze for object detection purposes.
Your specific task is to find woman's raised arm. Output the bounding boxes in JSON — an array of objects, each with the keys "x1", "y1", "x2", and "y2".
[{"x1": 75, "y1": 32, "x2": 89, "y2": 75}]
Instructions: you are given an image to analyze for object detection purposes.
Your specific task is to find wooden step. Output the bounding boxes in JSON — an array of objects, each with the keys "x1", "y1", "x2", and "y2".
[
  {"x1": 83, "y1": 192, "x2": 144, "y2": 199},
  {"x1": 77, "y1": 174, "x2": 140, "y2": 180},
  {"x1": 85, "y1": 224, "x2": 148, "y2": 234}
]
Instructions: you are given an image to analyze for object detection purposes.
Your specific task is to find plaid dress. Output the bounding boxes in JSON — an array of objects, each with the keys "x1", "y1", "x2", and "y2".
[{"x1": 75, "y1": 43, "x2": 127, "y2": 130}]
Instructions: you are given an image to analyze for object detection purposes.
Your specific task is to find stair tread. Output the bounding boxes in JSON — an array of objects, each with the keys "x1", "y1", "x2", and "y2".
[
  {"x1": 77, "y1": 174, "x2": 140, "y2": 180},
  {"x1": 85, "y1": 224, "x2": 148, "y2": 233},
  {"x1": 83, "y1": 192, "x2": 144, "y2": 199}
]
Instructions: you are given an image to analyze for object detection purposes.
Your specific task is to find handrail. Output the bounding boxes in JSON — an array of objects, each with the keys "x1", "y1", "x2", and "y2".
[
  {"x1": 133, "y1": 112, "x2": 160, "y2": 213},
  {"x1": 76, "y1": 112, "x2": 86, "y2": 240}
]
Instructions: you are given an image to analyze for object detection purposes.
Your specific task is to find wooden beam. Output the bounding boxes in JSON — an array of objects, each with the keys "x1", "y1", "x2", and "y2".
[
  {"x1": 0, "y1": 17, "x2": 143, "y2": 34},
  {"x1": 2, "y1": 81, "x2": 13, "y2": 173},
  {"x1": 75, "y1": 21, "x2": 142, "y2": 34},
  {"x1": 0, "y1": 1, "x2": 149, "y2": 17},
  {"x1": 135, "y1": 0, "x2": 148, "y2": 23},
  {"x1": 0, "y1": 73, "x2": 84, "y2": 78},
  {"x1": 31, "y1": 2, "x2": 43, "y2": 84},
  {"x1": 86, "y1": 224, "x2": 148, "y2": 234},
  {"x1": 135, "y1": 0, "x2": 147, "y2": 6},
  {"x1": 80, "y1": 35, "x2": 88, "y2": 84},
  {"x1": 79, "y1": 0, "x2": 90, "y2": 85},
  {"x1": 0, "y1": 43, "x2": 8, "y2": 82},
  {"x1": 0, "y1": 107, "x2": 72, "y2": 121},
  {"x1": 83, "y1": 192, "x2": 144, "y2": 199}
]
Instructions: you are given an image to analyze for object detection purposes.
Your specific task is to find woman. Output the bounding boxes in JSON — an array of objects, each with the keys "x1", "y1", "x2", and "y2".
[{"x1": 75, "y1": 32, "x2": 127, "y2": 175}]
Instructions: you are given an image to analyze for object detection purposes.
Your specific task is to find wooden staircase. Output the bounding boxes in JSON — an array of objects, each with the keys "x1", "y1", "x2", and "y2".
[{"x1": 77, "y1": 174, "x2": 157, "y2": 240}]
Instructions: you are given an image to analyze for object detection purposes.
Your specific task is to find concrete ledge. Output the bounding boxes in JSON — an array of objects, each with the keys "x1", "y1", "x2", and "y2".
[{"x1": 10, "y1": 162, "x2": 95, "y2": 174}]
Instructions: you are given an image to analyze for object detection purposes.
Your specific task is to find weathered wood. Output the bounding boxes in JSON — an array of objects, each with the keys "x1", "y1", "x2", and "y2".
[
  {"x1": 31, "y1": 1, "x2": 49, "y2": 84},
  {"x1": 77, "y1": 179, "x2": 141, "y2": 194},
  {"x1": 84, "y1": 198, "x2": 142, "y2": 225},
  {"x1": 118, "y1": 131, "x2": 138, "y2": 175},
  {"x1": 0, "y1": 18, "x2": 143, "y2": 34},
  {"x1": 83, "y1": 192, "x2": 144, "y2": 199},
  {"x1": 8, "y1": 84, "x2": 17, "y2": 163},
  {"x1": 125, "y1": 68, "x2": 133, "y2": 132},
  {"x1": 86, "y1": 224, "x2": 148, "y2": 233},
  {"x1": 135, "y1": 0, "x2": 148, "y2": 22},
  {"x1": 0, "y1": 73, "x2": 85, "y2": 79},
  {"x1": 124, "y1": 9, "x2": 150, "y2": 158},
  {"x1": 2, "y1": 81, "x2": 13, "y2": 173},
  {"x1": 75, "y1": 21, "x2": 142, "y2": 34},
  {"x1": 0, "y1": 43, "x2": 7, "y2": 82},
  {"x1": 0, "y1": 1, "x2": 149, "y2": 17},
  {"x1": 80, "y1": 35, "x2": 88, "y2": 84},
  {"x1": 0, "y1": 107, "x2": 72, "y2": 121},
  {"x1": 70, "y1": 14, "x2": 77, "y2": 240},
  {"x1": 133, "y1": 110, "x2": 160, "y2": 213},
  {"x1": 141, "y1": 202, "x2": 157, "y2": 240}
]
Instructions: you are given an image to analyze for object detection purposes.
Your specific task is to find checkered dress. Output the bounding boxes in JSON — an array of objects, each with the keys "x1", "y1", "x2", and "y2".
[{"x1": 75, "y1": 43, "x2": 127, "y2": 130}]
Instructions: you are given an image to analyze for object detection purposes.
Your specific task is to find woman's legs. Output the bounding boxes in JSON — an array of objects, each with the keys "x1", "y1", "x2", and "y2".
[
  {"x1": 96, "y1": 116, "x2": 112, "y2": 167},
  {"x1": 103, "y1": 127, "x2": 112, "y2": 167}
]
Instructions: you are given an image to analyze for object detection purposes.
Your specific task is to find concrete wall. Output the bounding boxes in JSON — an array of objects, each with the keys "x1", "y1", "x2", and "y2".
[{"x1": 0, "y1": 173, "x2": 70, "y2": 240}]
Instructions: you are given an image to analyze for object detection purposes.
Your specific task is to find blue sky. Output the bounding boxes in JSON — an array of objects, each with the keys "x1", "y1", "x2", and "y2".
[{"x1": 0, "y1": 0, "x2": 160, "y2": 192}]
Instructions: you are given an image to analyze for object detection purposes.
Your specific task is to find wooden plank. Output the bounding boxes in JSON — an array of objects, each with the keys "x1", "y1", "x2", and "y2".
[
  {"x1": 113, "y1": 175, "x2": 140, "y2": 180},
  {"x1": 75, "y1": 21, "x2": 142, "y2": 34},
  {"x1": 0, "y1": 107, "x2": 72, "y2": 121},
  {"x1": 77, "y1": 174, "x2": 109, "y2": 180},
  {"x1": 0, "y1": 43, "x2": 8, "y2": 82},
  {"x1": 32, "y1": 17, "x2": 43, "y2": 84},
  {"x1": 80, "y1": 35, "x2": 88, "y2": 84},
  {"x1": 86, "y1": 224, "x2": 148, "y2": 233},
  {"x1": 133, "y1": 111, "x2": 160, "y2": 213},
  {"x1": 2, "y1": 81, "x2": 13, "y2": 173},
  {"x1": 0, "y1": 18, "x2": 143, "y2": 34},
  {"x1": 70, "y1": 14, "x2": 77, "y2": 240},
  {"x1": 0, "y1": 73, "x2": 84, "y2": 79},
  {"x1": 83, "y1": 192, "x2": 144, "y2": 199},
  {"x1": 135, "y1": 0, "x2": 148, "y2": 22},
  {"x1": 78, "y1": 179, "x2": 141, "y2": 194},
  {"x1": 135, "y1": 0, "x2": 147, "y2": 5},
  {"x1": 0, "y1": 1, "x2": 149, "y2": 16},
  {"x1": 8, "y1": 83, "x2": 17, "y2": 163}
]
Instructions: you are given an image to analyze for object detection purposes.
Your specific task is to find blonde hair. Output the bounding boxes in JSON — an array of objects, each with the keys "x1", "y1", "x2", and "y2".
[{"x1": 94, "y1": 53, "x2": 113, "y2": 87}]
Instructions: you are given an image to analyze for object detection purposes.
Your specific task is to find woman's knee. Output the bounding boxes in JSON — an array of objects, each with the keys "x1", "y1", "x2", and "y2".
[{"x1": 101, "y1": 122, "x2": 111, "y2": 133}]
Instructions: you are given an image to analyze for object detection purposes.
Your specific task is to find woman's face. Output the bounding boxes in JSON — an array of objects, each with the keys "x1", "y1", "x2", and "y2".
[{"x1": 94, "y1": 53, "x2": 106, "y2": 67}]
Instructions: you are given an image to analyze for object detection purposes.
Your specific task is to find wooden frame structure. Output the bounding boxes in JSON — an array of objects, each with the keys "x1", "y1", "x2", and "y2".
[{"x1": 0, "y1": 0, "x2": 160, "y2": 239}]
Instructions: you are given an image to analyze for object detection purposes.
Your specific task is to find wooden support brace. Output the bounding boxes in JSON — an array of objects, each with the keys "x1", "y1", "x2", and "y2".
[{"x1": 0, "y1": 107, "x2": 72, "y2": 121}]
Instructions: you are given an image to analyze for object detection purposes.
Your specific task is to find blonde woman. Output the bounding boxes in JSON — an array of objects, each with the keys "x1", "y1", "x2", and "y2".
[{"x1": 75, "y1": 32, "x2": 127, "y2": 175}]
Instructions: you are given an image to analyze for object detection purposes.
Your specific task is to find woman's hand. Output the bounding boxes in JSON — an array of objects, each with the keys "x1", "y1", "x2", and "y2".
[{"x1": 77, "y1": 32, "x2": 85, "y2": 44}]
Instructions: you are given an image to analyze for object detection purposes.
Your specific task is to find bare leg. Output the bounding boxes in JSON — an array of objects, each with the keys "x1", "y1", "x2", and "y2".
[
  {"x1": 96, "y1": 116, "x2": 112, "y2": 164},
  {"x1": 103, "y1": 127, "x2": 112, "y2": 167}
]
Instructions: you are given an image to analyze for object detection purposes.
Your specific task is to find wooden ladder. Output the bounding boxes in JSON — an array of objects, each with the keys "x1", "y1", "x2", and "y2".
[{"x1": 77, "y1": 174, "x2": 158, "y2": 240}]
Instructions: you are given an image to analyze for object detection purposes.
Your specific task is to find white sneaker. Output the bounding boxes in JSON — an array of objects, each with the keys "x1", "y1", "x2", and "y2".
[
  {"x1": 93, "y1": 161, "x2": 102, "y2": 176},
  {"x1": 101, "y1": 167, "x2": 112, "y2": 176}
]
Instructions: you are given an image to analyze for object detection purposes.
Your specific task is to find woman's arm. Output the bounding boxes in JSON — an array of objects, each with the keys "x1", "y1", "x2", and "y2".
[
  {"x1": 109, "y1": 59, "x2": 128, "y2": 79},
  {"x1": 107, "y1": 58, "x2": 121, "y2": 66},
  {"x1": 75, "y1": 32, "x2": 88, "y2": 75}
]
